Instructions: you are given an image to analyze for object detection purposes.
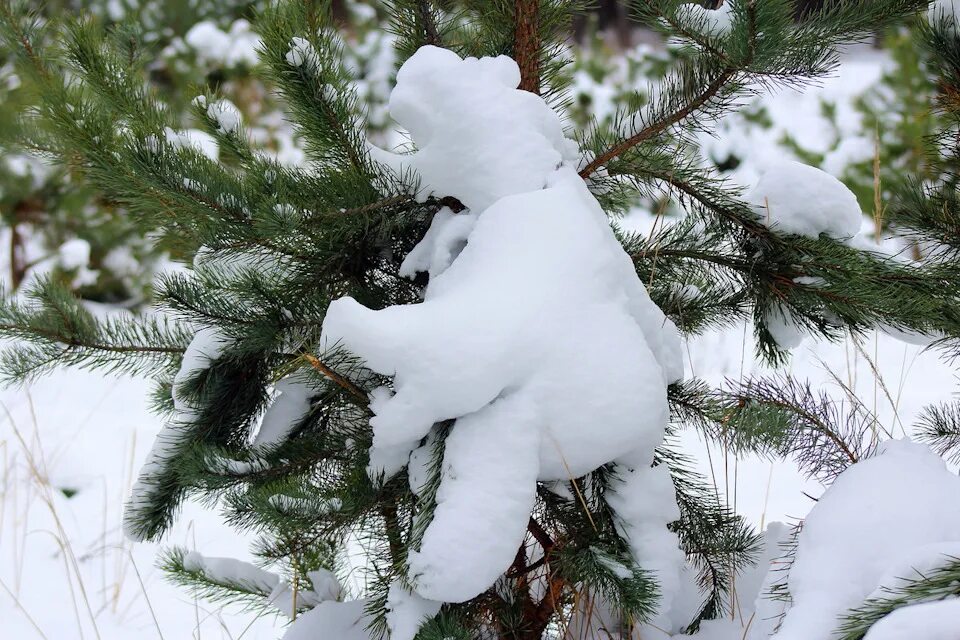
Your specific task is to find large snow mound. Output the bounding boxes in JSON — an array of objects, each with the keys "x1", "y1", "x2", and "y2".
[
  {"x1": 746, "y1": 160, "x2": 862, "y2": 239},
  {"x1": 322, "y1": 45, "x2": 685, "y2": 615},
  {"x1": 771, "y1": 439, "x2": 960, "y2": 640}
]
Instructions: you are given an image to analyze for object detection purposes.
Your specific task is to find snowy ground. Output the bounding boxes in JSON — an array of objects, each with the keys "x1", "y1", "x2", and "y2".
[{"x1": 2, "y1": 45, "x2": 955, "y2": 639}]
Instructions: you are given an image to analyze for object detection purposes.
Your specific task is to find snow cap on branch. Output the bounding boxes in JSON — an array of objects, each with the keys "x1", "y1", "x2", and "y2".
[{"x1": 746, "y1": 160, "x2": 862, "y2": 240}]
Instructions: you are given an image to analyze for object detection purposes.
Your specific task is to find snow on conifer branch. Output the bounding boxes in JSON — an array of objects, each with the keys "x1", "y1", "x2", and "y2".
[{"x1": 0, "y1": 277, "x2": 190, "y2": 382}]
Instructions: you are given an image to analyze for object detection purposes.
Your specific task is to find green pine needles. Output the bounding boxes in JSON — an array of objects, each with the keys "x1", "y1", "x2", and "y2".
[{"x1": 1, "y1": 1, "x2": 958, "y2": 639}]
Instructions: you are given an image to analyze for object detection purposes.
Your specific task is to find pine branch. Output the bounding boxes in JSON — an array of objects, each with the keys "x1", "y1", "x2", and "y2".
[
  {"x1": 580, "y1": 68, "x2": 736, "y2": 179},
  {"x1": 716, "y1": 376, "x2": 875, "y2": 483},
  {"x1": 915, "y1": 401, "x2": 960, "y2": 464},
  {"x1": 417, "y1": 0, "x2": 442, "y2": 46},
  {"x1": 160, "y1": 547, "x2": 282, "y2": 615},
  {"x1": 0, "y1": 277, "x2": 190, "y2": 382},
  {"x1": 302, "y1": 352, "x2": 371, "y2": 406}
]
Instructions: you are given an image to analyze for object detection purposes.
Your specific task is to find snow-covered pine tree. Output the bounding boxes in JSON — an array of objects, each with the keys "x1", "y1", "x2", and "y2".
[{"x1": 0, "y1": 1, "x2": 957, "y2": 639}]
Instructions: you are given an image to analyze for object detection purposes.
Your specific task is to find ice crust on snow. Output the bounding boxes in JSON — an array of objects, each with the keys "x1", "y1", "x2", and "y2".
[
  {"x1": 746, "y1": 160, "x2": 862, "y2": 240},
  {"x1": 322, "y1": 44, "x2": 686, "y2": 626},
  {"x1": 770, "y1": 440, "x2": 960, "y2": 640}
]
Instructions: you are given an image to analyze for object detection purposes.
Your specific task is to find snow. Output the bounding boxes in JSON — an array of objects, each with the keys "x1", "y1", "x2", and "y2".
[
  {"x1": 385, "y1": 582, "x2": 442, "y2": 640},
  {"x1": 286, "y1": 36, "x2": 321, "y2": 69},
  {"x1": 102, "y1": 245, "x2": 140, "y2": 277},
  {"x1": 123, "y1": 326, "x2": 229, "y2": 541},
  {"x1": 678, "y1": 2, "x2": 734, "y2": 36},
  {"x1": 268, "y1": 568, "x2": 342, "y2": 616},
  {"x1": 673, "y1": 619, "x2": 743, "y2": 640},
  {"x1": 207, "y1": 99, "x2": 242, "y2": 134},
  {"x1": 406, "y1": 431, "x2": 436, "y2": 497},
  {"x1": 864, "y1": 540, "x2": 960, "y2": 600},
  {"x1": 282, "y1": 599, "x2": 371, "y2": 640},
  {"x1": 398, "y1": 206, "x2": 477, "y2": 280},
  {"x1": 180, "y1": 551, "x2": 342, "y2": 617},
  {"x1": 770, "y1": 440, "x2": 960, "y2": 640},
  {"x1": 324, "y1": 45, "x2": 683, "y2": 609},
  {"x1": 184, "y1": 20, "x2": 261, "y2": 69},
  {"x1": 764, "y1": 303, "x2": 805, "y2": 350},
  {"x1": 406, "y1": 395, "x2": 541, "y2": 602},
  {"x1": 0, "y1": 366, "x2": 285, "y2": 639},
  {"x1": 368, "y1": 45, "x2": 581, "y2": 212},
  {"x1": 164, "y1": 126, "x2": 220, "y2": 161},
  {"x1": 253, "y1": 374, "x2": 314, "y2": 446},
  {"x1": 326, "y1": 174, "x2": 684, "y2": 602},
  {"x1": 745, "y1": 160, "x2": 863, "y2": 240},
  {"x1": 862, "y1": 599, "x2": 960, "y2": 640},
  {"x1": 928, "y1": 0, "x2": 960, "y2": 22},
  {"x1": 4, "y1": 32, "x2": 960, "y2": 640},
  {"x1": 183, "y1": 551, "x2": 279, "y2": 593},
  {"x1": 822, "y1": 135, "x2": 874, "y2": 178},
  {"x1": 365, "y1": 385, "x2": 420, "y2": 480},
  {"x1": 700, "y1": 47, "x2": 891, "y2": 189},
  {"x1": 605, "y1": 462, "x2": 698, "y2": 631},
  {"x1": 593, "y1": 548, "x2": 634, "y2": 580},
  {"x1": 305, "y1": 568, "x2": 342, "y2": 603},
  {"x1": 57, "y1": 238, "x2": 91, "y2": 270},
  {"x1": 743, "y1": 523, "x2": 793, "y2": 640}
]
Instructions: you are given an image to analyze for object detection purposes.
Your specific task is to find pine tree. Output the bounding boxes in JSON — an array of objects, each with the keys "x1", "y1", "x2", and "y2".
[{"x1": 0, "y1": 1, "x2": 957, "y2": 639}]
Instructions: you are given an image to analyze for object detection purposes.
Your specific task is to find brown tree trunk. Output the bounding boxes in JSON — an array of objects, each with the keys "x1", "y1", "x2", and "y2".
[{"x1": 515, "y1": 0, "x2": 541, "y2": 94}]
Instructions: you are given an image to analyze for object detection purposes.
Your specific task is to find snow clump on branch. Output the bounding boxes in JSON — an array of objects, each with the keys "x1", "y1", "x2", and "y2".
[
  {"x1": 315, "y1": 45, "x2": 689, "y2": 639},
  {"x1": 746, "y1": 160, "x2": 863, "y2": 240}
]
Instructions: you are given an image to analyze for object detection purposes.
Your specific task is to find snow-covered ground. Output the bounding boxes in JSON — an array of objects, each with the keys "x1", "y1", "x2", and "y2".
[{"x1": 1, "y1": 45, "x2": 956, "y2": 639}]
